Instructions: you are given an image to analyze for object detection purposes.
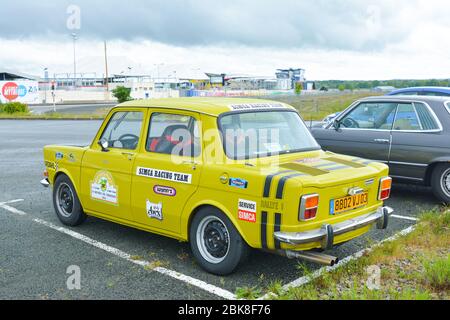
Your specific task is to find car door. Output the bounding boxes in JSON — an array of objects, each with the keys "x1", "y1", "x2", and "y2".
[
  {"x1": 313, "y1": 101, "x2": 397, "y2": 162},
  {"x1": 389, "y1": 102, "x2": 443, "y2": 181},
  {"x1": 131, "y1": 110, "x2": 203, "y2": 234},
  {"x1": 80, "y1": 109, "x2": 146, "y2": 221}
]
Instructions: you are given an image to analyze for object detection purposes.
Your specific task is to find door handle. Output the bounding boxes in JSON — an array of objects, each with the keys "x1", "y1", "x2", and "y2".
[
  {"x1": 121, "y1": 152, "x2": 134, "y2": 160},
  {"x1": 374, "y1": 139, "x2": 390, "y2": 144},
  {"x1": 182, "y1": 160, "x2": 198, "y2": 170}
]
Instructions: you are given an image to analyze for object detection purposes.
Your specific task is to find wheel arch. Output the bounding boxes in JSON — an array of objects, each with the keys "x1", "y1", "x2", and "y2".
[
  {"x1": 183, "y1": 201, "x2": 250, "y2": 246},
  {"x1": 424, "y1": 160, "x2": 450, "y2": 186},
  {"x1": 53, "y1": 169, "x2": 84, "y2": 207}
]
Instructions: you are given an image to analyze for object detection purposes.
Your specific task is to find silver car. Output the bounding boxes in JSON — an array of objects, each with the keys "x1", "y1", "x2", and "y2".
[{"x1": 312, "y1": 96, "x2": 450, "y2": 203}]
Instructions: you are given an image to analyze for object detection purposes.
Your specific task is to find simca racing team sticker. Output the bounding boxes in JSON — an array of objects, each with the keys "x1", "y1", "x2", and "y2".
[
  {"x1": 153, "y1": 185, "x2": 176, "y2": 197},
  {"x1": 238, "y1": 199, "x2": 257, "y2": 223},
  {"x1": 136, "y1": 167, "x2": 192, "y2": 184},
  {"x1": 146, "y1": 200, "x2": 163, "y2": 220},
  {"x1": 229, "y1": 103, "x2": 286, "y2": 111},
  {"x1": 90, "y1": 171, "x2": 118, "y2": 204}
]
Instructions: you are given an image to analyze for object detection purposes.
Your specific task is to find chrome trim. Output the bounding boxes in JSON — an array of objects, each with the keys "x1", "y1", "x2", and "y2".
[
  {"x1": 285, "y1": 250, "x2": 338, "y2": 266},
  {"x1": 298, "y1": 194, "x2": 319, "y2": 222},
  {"x1": 40, "y1": 178, "x2": 50, "y2": 188},
  {"x1": 389, "y1": 160, "x2": 428, "y2": 167},
  {"x1": 390, "y1": 175, "x2": 424, "y2": 182},
  {"x1": 412, "y1": 103, "x2": 424, "y2": 131},
  {"x1": 274, "y1": 206, "x2": 394, "y2": 248},
  {"x1": 348, "y1": 187, "x2": 364, "y2": 196}
]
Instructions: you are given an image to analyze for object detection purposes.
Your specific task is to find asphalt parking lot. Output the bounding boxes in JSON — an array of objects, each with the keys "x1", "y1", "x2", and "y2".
[{"x1": 0, "y1": 120, "x2": 443, "y2": 300}]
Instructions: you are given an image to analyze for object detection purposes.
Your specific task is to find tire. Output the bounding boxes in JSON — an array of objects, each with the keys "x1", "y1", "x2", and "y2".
[
  {"x1": 431, "y1": 163, "x2": 450, "y2": 204},
  {"x1": 189, "y1": 207, "x2": 249, "y2": 275},
  {"x1": 52, "y1": 174, "x2": 86, "y2": 226}
]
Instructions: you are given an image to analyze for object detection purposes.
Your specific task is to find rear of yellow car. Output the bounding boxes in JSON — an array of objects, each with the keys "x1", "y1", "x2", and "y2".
[{"x1": 264, "y1": 154, "x2": 393, "y2": 263}]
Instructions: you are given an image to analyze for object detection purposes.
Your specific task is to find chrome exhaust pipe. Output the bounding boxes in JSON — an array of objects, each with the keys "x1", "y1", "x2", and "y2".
[{"x1": 285, "y1": 250, "x2": 339, "y2": 266}]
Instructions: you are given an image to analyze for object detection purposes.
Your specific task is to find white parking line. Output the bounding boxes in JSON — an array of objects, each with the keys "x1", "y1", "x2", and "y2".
[
  {"x1": 0, "y1": 202, "x2": 237, "y2": 300},
  {"x1": 391, "y1": 214, "x2": 418, "y2": 222},
  {"x1": 0, "y1": 199, "x2": 24, "y2": 206},
  {"x1": 0, "y1": 199, "x2": 25, "y2": 215},
  {"x1": 258, "y1": 225, "x2": 416, "y2": 300}
]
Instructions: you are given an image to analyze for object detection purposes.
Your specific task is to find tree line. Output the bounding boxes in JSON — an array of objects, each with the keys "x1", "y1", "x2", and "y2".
[{"x1": 316, "y1": 79, "x2": 450, "y2": 91}]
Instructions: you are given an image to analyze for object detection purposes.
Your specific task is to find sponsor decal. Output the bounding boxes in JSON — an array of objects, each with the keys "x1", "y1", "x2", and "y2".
[
  {"x1": 68, "y1": 153, "x2": 76, "y2": 162},
  {"x1": 136, "y1": 167, "x2": 192, "y2": 184},
  {"x1": 56, "y1": 152, "x2": 64, "y2": 160},
  {"x1": 261, "y1": 199, "x2": 284, "y2": 211},
  {"x1": 153, "y1": 185, "x2": 176, "y2": 197},
  {"x1": 146, "y1": 200, "x2": 163, "y2": 220},
  {"x1": 229, "y1": 178, "x2": 248, "y2": 189},
  {"x1": 294, "y1": 157, "x2": 321, "y2": 164},
  {"x1": 44, "y1": 161, "x2": 57, "y2": 170},
  {"x1": 238, "y1": 199, "x2": 257, "y2": 223},
  {"x1": 90, "y1": 171, "x2": 118, "y2": 204}
]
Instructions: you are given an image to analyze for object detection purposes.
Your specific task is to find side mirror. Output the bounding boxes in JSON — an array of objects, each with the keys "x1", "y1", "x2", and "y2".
[
  {"x1": 332, "y1": 119, "x2": 341, "y2": 131},
  {"x1": 98, "y1": 138, "x2": 110, "y2": 152}
]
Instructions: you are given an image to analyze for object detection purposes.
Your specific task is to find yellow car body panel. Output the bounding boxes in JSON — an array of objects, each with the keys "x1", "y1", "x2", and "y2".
[{"x1": 43, "y1": 98, "x2": 390, "y2": 253}]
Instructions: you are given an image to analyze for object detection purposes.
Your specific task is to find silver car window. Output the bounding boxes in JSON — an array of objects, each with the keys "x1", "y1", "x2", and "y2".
[
  {"x1": 340, "y1": 102, "x2": 397, "y2": 130},
  {"x1": 392, "y1": 104, "x2": 421, "y2": 131}
]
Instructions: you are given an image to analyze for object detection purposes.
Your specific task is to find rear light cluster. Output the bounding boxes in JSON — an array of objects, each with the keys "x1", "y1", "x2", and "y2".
[
  {"x1": 378, "y1": 177, "x2": 392, "y2": 200},
  {"x1": 299, "y1": 194, "x2": 319, "y2": 221}
]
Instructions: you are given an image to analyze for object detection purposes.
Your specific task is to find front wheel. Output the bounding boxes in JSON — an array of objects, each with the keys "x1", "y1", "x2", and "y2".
[
  {"x1": 189, "y1": 207, "x2": 249, "y2": 275},
  {"x1": 53, "y1": 174, "x2": 87, "y2": 226},
  {"x1": 431, "y1": 163, "x2": 450, "y2": 204}
]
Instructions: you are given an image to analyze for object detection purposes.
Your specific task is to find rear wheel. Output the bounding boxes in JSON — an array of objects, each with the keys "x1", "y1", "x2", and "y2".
[
  {"x1": 189, "y1": 207, "x2": 249, "y2": 275},
  {"x1": 53, "y1": 174, "x2": 86, "y2": 226},
  {"x1": 431, "y1": 164, "x2": 450, "y2": 204}
]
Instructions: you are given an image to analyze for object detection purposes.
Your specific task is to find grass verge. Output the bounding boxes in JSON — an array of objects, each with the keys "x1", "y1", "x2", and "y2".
[
  {"x1": 255, "y1": 92, "x2": 382, "y2": 121},
  {"x1": 236, "y1": 207, "x2": 449, "y2": 300}
]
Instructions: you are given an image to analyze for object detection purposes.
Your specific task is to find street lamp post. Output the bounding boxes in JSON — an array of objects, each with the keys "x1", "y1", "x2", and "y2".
[
  {"x1": 71, "y1": 33, "x2": 78, "y2": 88},
  {"x1": 43, "y1": 67, "x2": 48, "y2": 103}
]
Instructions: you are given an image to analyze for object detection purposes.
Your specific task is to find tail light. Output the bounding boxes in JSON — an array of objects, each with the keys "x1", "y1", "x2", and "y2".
[
  {"x1": 43, "y1": 170, "x2": 49, "y2": 178},
  {"x1": 299, "y1": 194, "x2": 319, "y2": 221},
  {"x1": 378, "y1": 177, "x2": 392, "y2": 200}
]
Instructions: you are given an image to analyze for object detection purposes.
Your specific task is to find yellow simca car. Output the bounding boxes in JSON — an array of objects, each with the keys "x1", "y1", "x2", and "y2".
[{"x1": 41, "y1": 98, "x2": 393, "y2": 275}]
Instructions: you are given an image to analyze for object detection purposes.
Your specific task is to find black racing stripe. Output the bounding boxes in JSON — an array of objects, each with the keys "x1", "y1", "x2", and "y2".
[
  {"x1": 274, "y1": 213, "x2": 282, "y2": 250},
  {"x1": 263, "y1": 170, "x2": 294, "y2": 198},
  {"x1": 276, "y1": 173, "x2": 305, "y2": 200},
  {"x1": 261, "y1": 211, "x2": 268, "y2": 249}
]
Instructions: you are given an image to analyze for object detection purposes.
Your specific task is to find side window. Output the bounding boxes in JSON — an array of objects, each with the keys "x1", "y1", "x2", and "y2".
[
  {"x1": 340, "y1": 102, "x2": 397, "y2": 129},
  {"x1": 412, "y1": 103, "x2": 439, "y2": 130},
  {"x1": 146, "y1": 113, "x2": 200, "y2": 157},
  {"x1": 392, "y1": 104, "x2": 421, "y2": 130},
  {"x1": 100, "y1": 111, "x2": 143, "y2": 150}
]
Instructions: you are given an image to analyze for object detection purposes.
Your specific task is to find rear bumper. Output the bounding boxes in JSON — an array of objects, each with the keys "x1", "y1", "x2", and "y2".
[
  {"x1": 40, "y1": 178, "x2": 50, "y2": 188},
  {"x1": 274, "y1": 206, "x2": 394, "y2": 250}
]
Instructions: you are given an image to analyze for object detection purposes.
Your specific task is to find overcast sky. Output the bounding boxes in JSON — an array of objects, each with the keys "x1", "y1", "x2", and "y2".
[{"x1": 0, "y1": 0, "x2": 449, "y2": 80}]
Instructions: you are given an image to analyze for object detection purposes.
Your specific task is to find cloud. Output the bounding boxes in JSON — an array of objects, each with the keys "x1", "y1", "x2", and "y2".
[{"x1": 0, "y1": 0, "x2": 441, "y2": 51}]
